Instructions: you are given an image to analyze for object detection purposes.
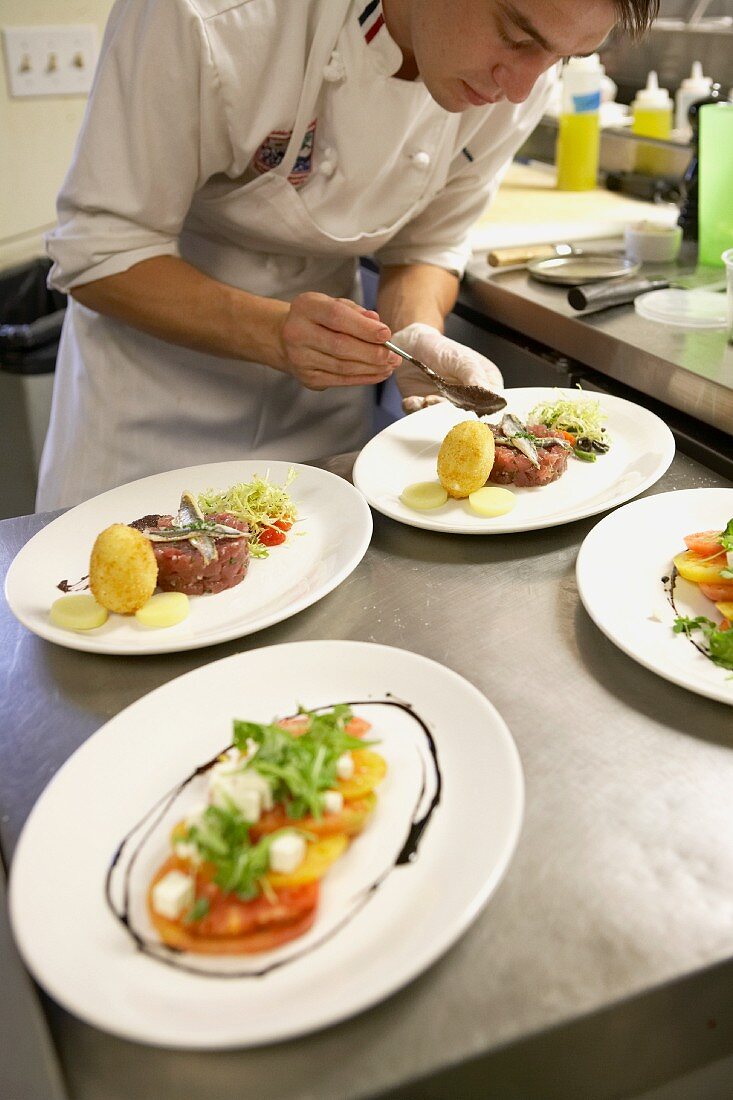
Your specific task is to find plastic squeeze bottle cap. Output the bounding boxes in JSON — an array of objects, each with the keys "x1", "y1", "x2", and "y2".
[
  {"x1": 633, "y1": 70, "x2": 672, "y2": 110},
  {"x1": 680, "y1": 61, "x2": 712, "y2": 96},
  {"x1": 561, "y1": 53, "x2": 603, "y2": 113}
]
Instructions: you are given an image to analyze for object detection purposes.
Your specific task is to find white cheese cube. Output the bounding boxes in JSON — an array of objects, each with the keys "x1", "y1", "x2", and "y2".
[
  {"x1": 173, "y1": 840, "x2": 202, "y2": 866},
  {"x1": 185, "y1": 802, "x2": 208, "y2": 829},
  {"x1": 323, "y1": 789, "x2": 344, "y2": 815},
  {"x1": 269, "y1": 833, "x2": 306, "y2": 875},
  {"x1": 151, "y1": 870, "x2": 195, "y2": 920},
  {"x1": 336, "y1": 752, "x2": 354, "y2": 780},
  {"x1": 727, "y1": 550, "x2": 733, "y2": 570},
  {"x1": 208, "y1": 766, "x2": 273, "y2": 820}
]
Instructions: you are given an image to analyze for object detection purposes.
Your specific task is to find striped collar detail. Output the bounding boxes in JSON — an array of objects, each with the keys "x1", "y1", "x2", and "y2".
[{"x1": 358, "y1": 0, "x2": 385, "y2": 44}]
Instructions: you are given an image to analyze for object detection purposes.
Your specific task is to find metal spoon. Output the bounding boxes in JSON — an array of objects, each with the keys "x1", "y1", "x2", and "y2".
[{"x1": 384, "y1": 340, "x2": 506, "y2": 416}]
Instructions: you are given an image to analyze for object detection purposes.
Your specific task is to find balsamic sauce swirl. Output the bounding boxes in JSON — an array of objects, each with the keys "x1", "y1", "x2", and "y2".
[{"x1": 105, "y1": 697, "x2": 442, "y2": 978}]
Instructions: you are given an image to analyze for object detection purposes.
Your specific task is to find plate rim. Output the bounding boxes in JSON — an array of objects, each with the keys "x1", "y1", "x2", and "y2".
[
  {"x1": 4, "y1": 460, "x2": 373, "y2": 656},
  {"x1": 353, "y1": 388, "x2": 676, "y2": 535},
  {"x1": 8, "y1": 639, "x2": 524, "y2": 1049},
  {"x1": 576, "y1": 487, "x2": 733, "y2": 706}
]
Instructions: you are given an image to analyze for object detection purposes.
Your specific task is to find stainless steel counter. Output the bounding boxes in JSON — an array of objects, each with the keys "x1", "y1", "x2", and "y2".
[
  {"x1": 1, "y1": 451, "x2": 733, "y2": 1100},
  {"x1": 463, "y1": 253, "x2": 733, "y2": 439}
]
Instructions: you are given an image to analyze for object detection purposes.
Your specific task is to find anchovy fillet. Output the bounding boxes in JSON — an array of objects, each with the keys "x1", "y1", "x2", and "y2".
[{"x1": 499, "y1": 414, "x2": 540, "y2": 468}]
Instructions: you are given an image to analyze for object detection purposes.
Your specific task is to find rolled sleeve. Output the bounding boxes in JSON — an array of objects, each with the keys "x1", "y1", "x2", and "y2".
[
  {"x1": 46, "y1": 0, "x2": 230, "y2": 292},
  {"x1": 376, "y1": 71, "x2": 555, "y2": 278}
]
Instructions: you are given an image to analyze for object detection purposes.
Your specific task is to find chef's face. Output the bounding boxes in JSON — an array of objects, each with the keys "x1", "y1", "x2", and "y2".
[{"x1": 394, "y1": 0, "x2": 617, "y2": 110}]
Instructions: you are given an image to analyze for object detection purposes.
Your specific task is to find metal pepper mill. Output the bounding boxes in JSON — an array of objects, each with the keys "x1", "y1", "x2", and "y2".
[{"x1": 677, "y1": 83, "x2": 723, "y2": 242}]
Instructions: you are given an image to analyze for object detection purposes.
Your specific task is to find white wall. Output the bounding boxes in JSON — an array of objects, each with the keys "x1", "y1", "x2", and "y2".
[{"x1": 0, "y1": 0, "x2": 114, "y2": 269}]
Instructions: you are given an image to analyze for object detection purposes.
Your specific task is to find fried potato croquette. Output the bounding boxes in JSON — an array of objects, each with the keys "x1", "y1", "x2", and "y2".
[
  {"x1": 437, "y1": 420, "x2": 495, "y2": 499},
  {"x1": 89, "y1": 524, "x2": 158, "y2": 613}
]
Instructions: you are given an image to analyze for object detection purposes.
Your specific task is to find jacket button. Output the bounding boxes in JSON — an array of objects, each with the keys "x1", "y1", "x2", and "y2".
[
  {"x1": 411, "y1": 150, "x2": 431, "y2": 171},
  {"x1": 323, "y1": 50, "x2": 346, "y2": 82}
]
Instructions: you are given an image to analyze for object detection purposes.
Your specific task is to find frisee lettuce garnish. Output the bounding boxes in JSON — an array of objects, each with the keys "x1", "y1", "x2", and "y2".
[
  {"x1": 234, "y1": 705, "x2": 375, "y2": 820},
  {"x1": 197, "y1": 469, "x2": 298, "y2": 559},
  {"x1": 184, "y1": 804, "x2": 298, "y2": 900},
  {"x1": 528, "y1": 390, "x2": 610, "y2": 448},
  {"x1": 673, "y1": 615, "x2": 733, "y2": 671}
]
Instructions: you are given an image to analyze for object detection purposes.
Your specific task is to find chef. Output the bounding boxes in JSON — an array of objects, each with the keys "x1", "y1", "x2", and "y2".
[{"x1": 37, "y1": 0, "x2": 644, "y2": 509}]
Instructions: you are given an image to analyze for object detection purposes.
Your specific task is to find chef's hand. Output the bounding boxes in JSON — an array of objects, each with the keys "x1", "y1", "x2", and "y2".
[
  {"x1": 279, "y1": 292, "x2": 401, "y2": 390},
  {"x1": 391, "y1": 323, "x2": 504, "y2": 413}
]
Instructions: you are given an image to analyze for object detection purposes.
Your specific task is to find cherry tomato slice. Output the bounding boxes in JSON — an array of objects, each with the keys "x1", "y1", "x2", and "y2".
[
  {"x1": 258, "y1": 526, "x2": 287, "y2": 547},
  {"x1": 684, "y1": 531, "x2": 724, "y2": 558}
]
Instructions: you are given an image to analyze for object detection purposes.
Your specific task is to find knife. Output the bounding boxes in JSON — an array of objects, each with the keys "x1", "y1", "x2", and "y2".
[
  {"x1": 488, "y1": 239, "x2": 621, "y2": 268},
  {"x1": 568, "y1": 275, "x2": 726, "y2": 313}
]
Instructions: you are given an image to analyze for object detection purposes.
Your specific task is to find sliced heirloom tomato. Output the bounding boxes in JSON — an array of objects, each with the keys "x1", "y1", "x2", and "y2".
[
  {"x1": 148, "y1": 855, "x2": 318, "y2": 955},
  {"x1": 276, "y1": 714, "x2": 372, "y2": 739},
  {"x1": 673, "y1": 550, "x2": 728, "y2": 586},
  {"x1": 699, "y1": 581, "x2": 733, "y2": 603},
  {"x1": 266, "y1": 833, "x2": 348, "y2": 888},
  {"x1": 252, "y1": 792, "x2": 377, "y2": 841},
  {"x1": 683, "y1": 531, "x2": 724, "y2": 558},
  {"x1": 337, "y1": 749, "x2": 387, "y2": 801}
]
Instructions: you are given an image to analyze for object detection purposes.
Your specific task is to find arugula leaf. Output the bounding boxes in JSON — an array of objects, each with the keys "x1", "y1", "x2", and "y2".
[
  {"x1": 184, "y1": 897, "x2": 210, "y2": 923},
  {"x1": 233, "y1": 706, "x2": 374, "y2": 820},
  {"x1": 185, "y1": 804, "x2": 298, "y2": 900},
  {"x1": 673, "y1": 615, "x2": 733, "y2": 670},
  {"x1": 720, "y1": 518, "x2": 733, "y2": 554}
]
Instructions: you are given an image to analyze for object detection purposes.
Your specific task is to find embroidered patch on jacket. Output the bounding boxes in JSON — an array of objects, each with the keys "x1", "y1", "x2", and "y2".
[
  {"x1": 252, "y1": 119, "x2": 317, "y2": 188},
  {"x1": 358, "y1": 0, "x2": 385, "y2": 43}
]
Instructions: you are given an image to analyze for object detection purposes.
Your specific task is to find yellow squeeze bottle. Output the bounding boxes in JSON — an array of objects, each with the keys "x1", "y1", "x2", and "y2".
[
  {"x1": 556, "y1": 55, "x2": 602, "y2": 192},
  {"x1": 631, "y1": 71, "x2": 673, "y2": 139}
]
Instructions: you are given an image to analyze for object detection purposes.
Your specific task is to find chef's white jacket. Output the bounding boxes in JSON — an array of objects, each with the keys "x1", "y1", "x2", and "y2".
[{"x1": 38, "y1": 0, "x2": 553, "y2": 510}]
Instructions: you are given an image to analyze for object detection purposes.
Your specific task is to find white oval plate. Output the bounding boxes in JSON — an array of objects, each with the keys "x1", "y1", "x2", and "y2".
[
  {"x1": 4, "y1": 461, "x2": 372, "y2": 655},
  {"x1": 576, "y1": 488, "x2": 733, "y2": 705},
  {"x1": 9, "y1": 640, "x2": 523, "y2": 1048},
  {"x1": 353, "y1": 389, "x2": 675, "y2": 533}
]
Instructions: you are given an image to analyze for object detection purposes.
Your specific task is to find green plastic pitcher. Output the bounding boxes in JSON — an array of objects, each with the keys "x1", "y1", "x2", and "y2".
[{"x1": 699, "y1": 103, "x2": 733, "y2": 267}]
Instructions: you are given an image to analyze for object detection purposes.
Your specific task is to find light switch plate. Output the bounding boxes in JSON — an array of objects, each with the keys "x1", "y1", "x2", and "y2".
[{"x1": 2, "y1": 24, "x2": 98, "y2": 97}]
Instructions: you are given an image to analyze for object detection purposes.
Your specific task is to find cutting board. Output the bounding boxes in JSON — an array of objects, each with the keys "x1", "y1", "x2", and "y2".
[{"x1": 470, "y1": 162, "x2": 679, "y2": 252}]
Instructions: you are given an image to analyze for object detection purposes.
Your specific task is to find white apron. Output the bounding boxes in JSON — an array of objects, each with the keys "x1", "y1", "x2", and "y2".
[{"x1": 37, "y1": 0, "x2": 459, "y2": 511}]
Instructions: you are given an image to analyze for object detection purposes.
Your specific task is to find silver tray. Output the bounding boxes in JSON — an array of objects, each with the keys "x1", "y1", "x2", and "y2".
[{"x1": 527, "y1": 254, "x2": 640, "y2": 286}]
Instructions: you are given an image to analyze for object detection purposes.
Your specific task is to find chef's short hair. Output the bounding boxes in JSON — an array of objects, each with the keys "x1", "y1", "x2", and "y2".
[{"x1": 614, "y1": 0, "x2": 660, "y2": 37}]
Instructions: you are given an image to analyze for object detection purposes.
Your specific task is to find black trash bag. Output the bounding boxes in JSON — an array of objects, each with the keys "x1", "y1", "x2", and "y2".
[{"x1": 0, "y1": 257, "x2": 67, "y2": 375}]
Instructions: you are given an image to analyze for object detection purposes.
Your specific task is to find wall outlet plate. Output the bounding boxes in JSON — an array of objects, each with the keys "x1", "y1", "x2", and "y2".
[{"x1": 2, "y1": 24, "x2": 98, "y2": 98}]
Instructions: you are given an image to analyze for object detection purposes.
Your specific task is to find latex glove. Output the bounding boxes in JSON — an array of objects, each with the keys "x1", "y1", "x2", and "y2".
[{"x1": 390, "y1": 323, "x2": 504, "y2": 413}]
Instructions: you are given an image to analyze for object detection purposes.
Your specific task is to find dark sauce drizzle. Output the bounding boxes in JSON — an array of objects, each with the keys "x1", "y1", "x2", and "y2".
[
  {"x1": 662, "y1": 566, "x2": 715, "y2": 662},
  {"x1": 105, "y1": 696, "x2": 442, "y2": 978},
  {"x1": 57, "y1": 574, "x2": 89, "y2": 593}
]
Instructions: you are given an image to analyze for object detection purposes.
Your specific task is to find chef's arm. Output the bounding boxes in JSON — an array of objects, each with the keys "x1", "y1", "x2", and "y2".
[
  {"x1": 70, "y1": 255, "x2": 400, "y2": 390},
  {"x1": 375, "y1": 263, "x2": 459, "y2": 333}
]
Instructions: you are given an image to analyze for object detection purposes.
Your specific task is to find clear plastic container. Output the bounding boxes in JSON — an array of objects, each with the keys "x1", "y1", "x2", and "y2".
[{"x1": 723, "y1": 248, "x2": 733, "y2": 344}]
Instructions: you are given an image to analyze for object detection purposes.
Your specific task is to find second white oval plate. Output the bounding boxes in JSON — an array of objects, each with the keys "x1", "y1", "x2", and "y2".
[
  {"x1": 4, "y1": 461, "x2": 372, "y2": 655},
  {"x1": 353, "y1": 389, "x2": 675, "y2": 533},
  {"x1": 9, "y1": 640, "x2": 523, "y2": 1048},
  {"x1": 576, "y1": 487, "x2": 733, "y2": 705}
]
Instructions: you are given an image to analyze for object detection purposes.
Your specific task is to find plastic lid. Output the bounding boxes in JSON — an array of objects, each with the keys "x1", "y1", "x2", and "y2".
[
  {"x1": 565, "y1": 53, "x2": 603, "y2": 74},
  {"x1": 634, "y1": 288, "x2": 728, "y2": 329},
  {"x1": 633, "y1": 71, "x2": 672, "y2": 110},
  {"x1": 680, "y1": 60, "x2": 712, "y2": 94}
]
